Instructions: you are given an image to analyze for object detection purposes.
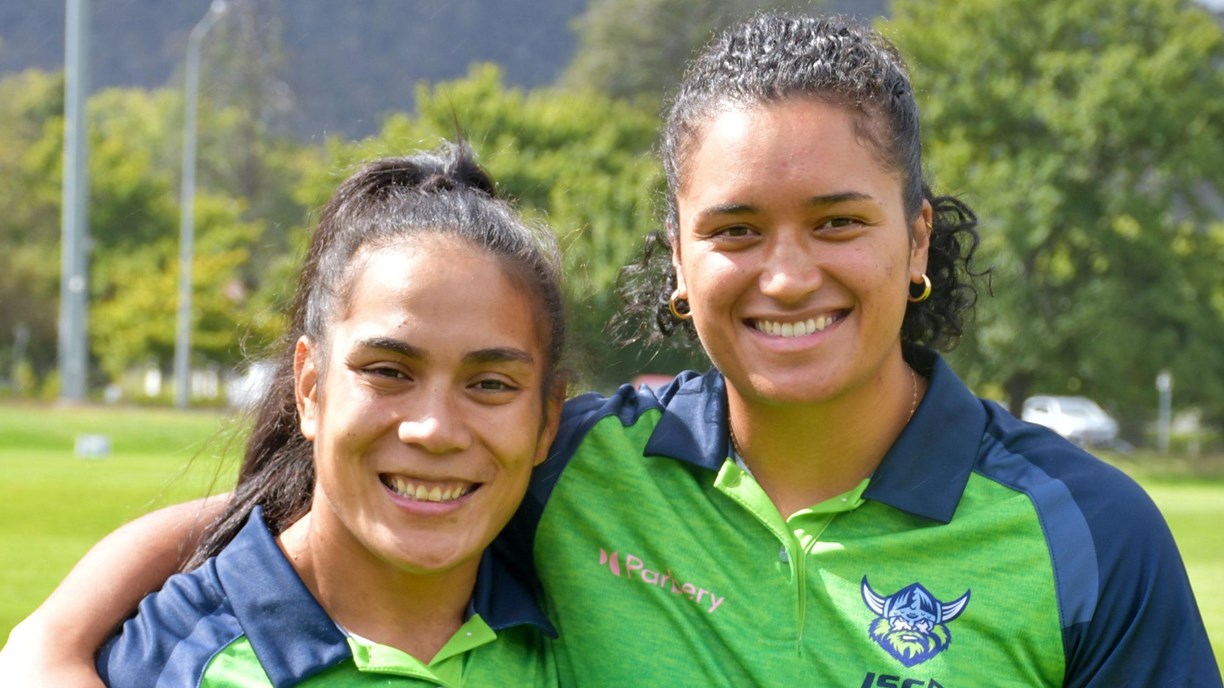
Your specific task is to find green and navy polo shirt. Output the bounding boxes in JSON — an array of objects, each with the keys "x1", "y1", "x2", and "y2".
[
  {"x1": 98, "y1": 507, "x2": 557, "y2": 687},
  {"x1": 504, "y1": 348, "x2": 1220, "y2": 687}
]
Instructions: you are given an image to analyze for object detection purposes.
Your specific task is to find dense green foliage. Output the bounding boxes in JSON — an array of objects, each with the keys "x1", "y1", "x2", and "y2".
[
  {"x1": 1, "y1": 0, "x2": 1222, "y2": 434},
  {"x1": 0, "y1": 70, "x2": 64, "y2": 392},
  {"x1": 0, "y1": 78, "x2": 309, "y2": 396},
  {"x1": 271, "y1": 64, "x2": 682, "y2": 388},
  {"x1": 887, "y1": 0, "x2": 1224, "y2": 433}
]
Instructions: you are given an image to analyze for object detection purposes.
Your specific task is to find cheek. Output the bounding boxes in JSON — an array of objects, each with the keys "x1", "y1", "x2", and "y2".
[
  {"x1": 483, "y1": 404, "x2": 549, "y2": 472},
  {"x1": 856, "y1": 246, "x2": 910, "y2": 302},
  {"x1": 504, "y1": 435, "x2": 547, "y2": 481},
  {"x1": 315, "y1": 404, "x2": 382, "y2": 466},
  {"x1": 481, "y1": 448, "x2": 536, "y2": 532},
  {"x1": 685, "y1": 262, "x2": 749, "y2": 356},
  {"x1": 684, "y1": 252, "x2": 740, "y2": 304}
]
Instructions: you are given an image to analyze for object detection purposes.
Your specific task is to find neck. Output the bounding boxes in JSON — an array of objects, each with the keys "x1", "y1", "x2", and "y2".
[
  {"x1": 278, "y1": 510, "x2": 478, "y2": 663},
  {"x1": 728, "y1": 354, "x2": 922, "y2": 518}
]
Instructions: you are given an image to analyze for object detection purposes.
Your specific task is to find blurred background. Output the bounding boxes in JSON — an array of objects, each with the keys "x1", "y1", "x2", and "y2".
[
  {"x1": 1, "y1": 0, "x2": 1222, "y2": 658},
  {"x1": 1, "y1": 0, "x2": 1222, "y2": 451}
]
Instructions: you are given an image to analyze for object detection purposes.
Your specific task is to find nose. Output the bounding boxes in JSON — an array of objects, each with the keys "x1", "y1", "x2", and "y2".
[
  {"x1": 397, "y1": 389, "x2": 472, "y2": 454},
  {"x1": 758, "y1": 230, "x2": 822, "y2": 304}
]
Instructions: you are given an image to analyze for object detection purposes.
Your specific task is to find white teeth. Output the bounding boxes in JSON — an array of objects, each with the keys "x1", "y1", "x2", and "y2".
[
  {"x1": 386, "y1": 476, "x2": 473, "y2": 503},
  {"x1": 753, "y1": 316, "x2": 834, "y2": 338}
]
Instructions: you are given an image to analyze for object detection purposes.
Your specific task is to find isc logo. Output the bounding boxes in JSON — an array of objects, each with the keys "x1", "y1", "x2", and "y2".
[{"x1": 860, "y1": 674, "x2": 946, "y2": 688}]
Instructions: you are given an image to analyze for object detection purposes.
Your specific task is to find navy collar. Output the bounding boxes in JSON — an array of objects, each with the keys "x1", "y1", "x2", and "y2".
[
  {"x1": 864, "y1": 349, "x2": 984, "y2": 523},
  {"x1": 471, "y1": 532, "x2": 558, "y2": 638},
  {"x1": 642, "y1": 349, "x2": 985, "y2": 524},
  {"x1": 215, "y1": 507, "x2": 555, "y2": 686}
]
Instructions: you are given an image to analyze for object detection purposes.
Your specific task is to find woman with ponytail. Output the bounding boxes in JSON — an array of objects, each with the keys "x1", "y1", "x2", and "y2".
[{"x1": 94, "y1": 141, "x2": 565, "y2": 686}]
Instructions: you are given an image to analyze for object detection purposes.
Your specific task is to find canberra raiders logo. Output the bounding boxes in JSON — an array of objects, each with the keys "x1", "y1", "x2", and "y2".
[{"x1": 861, "y1": 577, "x2": 971, "y2": 667}]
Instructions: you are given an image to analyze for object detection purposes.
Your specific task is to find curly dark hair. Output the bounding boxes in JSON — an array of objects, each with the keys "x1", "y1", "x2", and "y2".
[
  {"x1": 616, "y1": 13, "x2": 986, "y2": 352},
  {"x1": 185, "y1": 141, "x2": 566, "y2": 570}
]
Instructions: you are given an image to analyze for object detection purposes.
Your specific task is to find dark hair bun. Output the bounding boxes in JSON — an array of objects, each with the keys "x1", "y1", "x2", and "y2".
[{"x1": 357, "y1": 141, "x2": 497, "y2": 200}]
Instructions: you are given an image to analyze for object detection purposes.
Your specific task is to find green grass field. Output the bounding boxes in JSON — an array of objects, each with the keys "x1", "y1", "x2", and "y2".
[
  {"x1": 0, "y1": 403, "x2": 243, "y2": 640},
  {"x1": 1, "y1": 403, "x2": 1220, "y2": 666}
]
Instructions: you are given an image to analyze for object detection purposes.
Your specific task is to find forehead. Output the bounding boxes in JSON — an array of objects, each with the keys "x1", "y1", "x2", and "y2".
[
  {"x1": 336, "y1": 237, "x2": 542, "y2": 359},
  {"x1": 677, "y1": 100, "x2": 902, "y2": 211}
]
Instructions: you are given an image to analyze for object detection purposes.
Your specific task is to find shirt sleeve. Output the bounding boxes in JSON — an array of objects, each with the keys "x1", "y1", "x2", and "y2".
[
  {"x1": 1059, "y1": 471, "x2": 1221, "y2": 687},
  {"x1": 97, "y1": 561, "x2": 242, "y2": 688}
]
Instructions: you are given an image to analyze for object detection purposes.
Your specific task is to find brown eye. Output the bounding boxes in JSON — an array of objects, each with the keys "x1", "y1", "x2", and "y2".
[
  {"x1": 716, "y1": 225, "x2": 755, "y2": 238},
  {"x1": 824, "y1": 217, "x2": 859, "y2": 229},
  {"x1": 366, "y1": 365, "x2": 409, "y2": 380},
  {"x1": 815, "y1": 216, "x2": 867, "y2": 238},
  {"x1": 473, "y1": 379, "x2": 513, "y2": 391},
  {"x1": 468, "y1": 376, "x2": 525, "y2": 405}
]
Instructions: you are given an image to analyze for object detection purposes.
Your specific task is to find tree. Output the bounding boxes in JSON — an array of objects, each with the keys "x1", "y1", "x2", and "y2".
[
  {"x1": 291, "y1": 65, "x2": 699, "y2": 389},
  {"x1": 886, "y1": 0, "x2": 1224, "y2": 432},
  {"x1": 189, "y1": 0, "x2": 319, "y2": 352},
  {"x1": 562, "y1": 0, "x2": 827, "y2": 105},
  {"x1": 83, "y1": 86, "x2": 269, "y2": 385},
  {"x1": 0, "y1": 70, "x2": 67, "y2": 393}
]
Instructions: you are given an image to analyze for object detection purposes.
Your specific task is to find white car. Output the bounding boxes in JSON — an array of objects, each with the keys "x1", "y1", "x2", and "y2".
[{"x1": 1021, "y1": 395, "x2": 1120, "y2": 448}]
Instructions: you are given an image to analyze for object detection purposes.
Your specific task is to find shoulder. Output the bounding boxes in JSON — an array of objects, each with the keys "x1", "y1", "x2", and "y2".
[
  {"x1": 96, "y1": 559, "x2": 243, "y2": 688},
  {"x1": 976, "y1": 403, "x2": 1219, "y2": 684},
  {"x1": 501, "y1": 371, "x2": 720, "y2": 570},
  {"x1": 976, "y1": 401, "x2": 1172, "y2": 574},
  {"x1": 977, "y1": 402, "x2": 1162, "y2": 539},
  {"x1": 558, "y1": 375, "x2": 686, "y2": 432},
  {"x1": 551, "y1": 371, "x2": 708, "y2": 465}
]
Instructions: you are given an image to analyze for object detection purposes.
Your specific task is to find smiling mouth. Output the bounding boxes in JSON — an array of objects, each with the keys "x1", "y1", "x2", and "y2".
[
  {"x1": 380, "y1": 475, "x2": 478, "y2": 503},
  {"x1": 750, "y1": 314, "x2": 841, "y2": 338}
]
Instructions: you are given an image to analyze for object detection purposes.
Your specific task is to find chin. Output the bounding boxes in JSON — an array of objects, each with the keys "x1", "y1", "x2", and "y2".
[
  {"x1": 389, "y1": 549, "x2": 477, "y2": 576},
  {"x1": 376, "y1": 531, "x2": 486, "y2": 576},
  {"x1": 739, "y1": 371, "x2": 841, "y2": 407}
]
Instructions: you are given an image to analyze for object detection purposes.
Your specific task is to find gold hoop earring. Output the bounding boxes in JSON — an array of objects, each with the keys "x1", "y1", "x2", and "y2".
[
  {"x1": 908, "y1": 274, "x2": 932, "y2": 303},
  {"x1": 669, "y1": 290, "x2": 692, "y2": 320}
]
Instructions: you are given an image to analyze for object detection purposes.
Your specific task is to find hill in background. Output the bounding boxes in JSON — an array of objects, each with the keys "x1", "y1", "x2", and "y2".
[{"x1": 0, "y1": 0, "x2": 885, "y2": 141}]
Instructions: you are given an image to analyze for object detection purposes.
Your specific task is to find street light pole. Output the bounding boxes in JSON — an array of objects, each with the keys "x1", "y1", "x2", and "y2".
[
  {"x1": 173, "y1": 0, "x2": 227, "y2": 409},
  {"x1": 1156, "y1": 370, "x2": 1173, "y2": 455},
  {"x1": 58, "y1": 0, "x2": 90, "y2": 403}
]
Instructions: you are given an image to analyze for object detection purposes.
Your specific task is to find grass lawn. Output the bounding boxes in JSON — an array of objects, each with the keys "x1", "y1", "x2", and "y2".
[
  {"x1": 0, "y1": 404, "x2": 1220, "y2": 667},
  {"x1": 0, "y1": 403, "x2": 242, "y2": 638}
]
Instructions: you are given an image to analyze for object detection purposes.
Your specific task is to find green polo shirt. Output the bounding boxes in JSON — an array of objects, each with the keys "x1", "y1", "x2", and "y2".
[
  {"x1": 201, "y1": 616, "x2": 537, "y2": 686},
  {"x1": 509, "y1": 350, "x2": 1219, "y2": 686},
  {"x1": 98, "y1": 508, "x2": 557, "y2": 687}
]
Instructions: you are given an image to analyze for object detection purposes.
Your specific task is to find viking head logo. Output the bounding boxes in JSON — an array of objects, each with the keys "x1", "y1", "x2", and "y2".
[{"x1": 861, "y1": 576, "x2": 970, "y2": 667}]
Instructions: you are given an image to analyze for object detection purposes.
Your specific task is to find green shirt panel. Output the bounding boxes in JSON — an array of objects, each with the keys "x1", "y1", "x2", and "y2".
[
  {"x1": 201, "y1": 615, "x2": 554, "y2": 687},
  {"x1": 537, "y1": 412, "x2": 1065, "y2": 687}
]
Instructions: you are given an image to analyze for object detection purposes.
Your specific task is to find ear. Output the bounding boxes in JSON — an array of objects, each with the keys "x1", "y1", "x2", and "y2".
[
  {"x1": 670, "y1": 234, "x2": 688, "y2": 299},
  {"x1": 294, "y1": 336, "x2": 320, "y2": 441},
  {"x1": 533, "y1": 387, "x2": 565, "y2": 467},
  {"x1": 910, "y1": 199, "x2": 933, "y2": 280}
]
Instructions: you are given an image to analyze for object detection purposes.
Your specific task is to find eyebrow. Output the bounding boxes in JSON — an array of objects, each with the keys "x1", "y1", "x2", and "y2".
[
  {"x1": 463, "y1": 347, "x2": 536, "y2": 366},
  {"x1": 357, "y1": 337, "x2": 535, "y2": 366},
  {"x1": 695, "y1": 191, "x2": 877, "y2": 220}
]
